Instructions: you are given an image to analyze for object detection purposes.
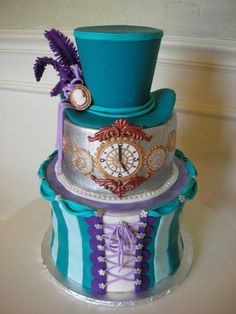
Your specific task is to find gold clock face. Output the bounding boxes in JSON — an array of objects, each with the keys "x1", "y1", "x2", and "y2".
[{"x1": 95, "y1": 138, "x2": 143, "y2": 181}]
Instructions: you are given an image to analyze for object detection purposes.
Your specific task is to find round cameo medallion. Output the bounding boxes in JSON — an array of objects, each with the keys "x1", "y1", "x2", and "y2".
[{"x1": 69, "y1": 84, "x2": 92, "y2": 111}]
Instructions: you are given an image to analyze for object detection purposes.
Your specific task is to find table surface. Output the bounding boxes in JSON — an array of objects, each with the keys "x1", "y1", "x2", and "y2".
[{"x1": 1, "y1": 198, "x2": 236, "y2": 314}]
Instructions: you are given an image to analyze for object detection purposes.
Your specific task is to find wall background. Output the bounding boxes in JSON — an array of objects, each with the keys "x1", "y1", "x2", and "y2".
[
  {"x1": 1, "y1": 0, "x2": 236, "y2": 40},
  {"x1": 0, "y1": 0, "x2": 236, "y2": 227}
]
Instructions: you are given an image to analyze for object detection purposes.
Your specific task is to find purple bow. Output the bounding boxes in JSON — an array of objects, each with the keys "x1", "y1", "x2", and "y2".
[{"x1": 62, "y1": 64, "x2": 84, "y2": 99}]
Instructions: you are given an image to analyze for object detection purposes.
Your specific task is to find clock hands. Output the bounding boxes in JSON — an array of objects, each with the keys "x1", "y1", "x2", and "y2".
[{"x1": 118, "y1": 144, "x2": 128, "y2": 172}]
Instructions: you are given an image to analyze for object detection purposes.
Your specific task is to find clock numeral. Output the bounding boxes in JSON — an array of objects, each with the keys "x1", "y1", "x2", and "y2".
[{"x1": 118, "y1": 173, "x2": 122, "y2": 178}]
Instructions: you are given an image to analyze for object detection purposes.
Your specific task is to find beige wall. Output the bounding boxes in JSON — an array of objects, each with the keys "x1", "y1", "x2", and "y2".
[{"x1": 1, "y1": 0, "x2": 236, "y2": 40}]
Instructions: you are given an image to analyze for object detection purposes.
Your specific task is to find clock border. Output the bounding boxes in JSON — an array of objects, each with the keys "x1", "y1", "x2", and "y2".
[{"x1": 94, "y1": 137, "x2": 144, "y2": 182}]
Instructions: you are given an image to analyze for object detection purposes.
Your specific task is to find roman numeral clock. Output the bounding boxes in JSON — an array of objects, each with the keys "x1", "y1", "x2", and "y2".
[{"x1": 88, "y1": 119, "x2": 153, "y2": 198}]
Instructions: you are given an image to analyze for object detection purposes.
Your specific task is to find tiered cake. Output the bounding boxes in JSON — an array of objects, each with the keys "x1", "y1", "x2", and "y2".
[{"x1": 36, "y1": 26, "x2": 197, "y2": 297}]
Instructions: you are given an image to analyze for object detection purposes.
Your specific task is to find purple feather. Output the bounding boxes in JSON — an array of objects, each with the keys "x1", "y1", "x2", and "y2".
[
  {"x1": 44, "y1": 29, "x2": 78, "y2": 66},
  {"x1": 33, "y1": 29, "x2": 83, "y2": 97},
  {"x1": 34, "y1": 56, "x2": 60, "y2": 81},
  {"x1": 50, "y1": 80, "x2": 63, "y2": 97},
  {"x1": 33, "y1": 57, "x2": 70, "y2": 96}
]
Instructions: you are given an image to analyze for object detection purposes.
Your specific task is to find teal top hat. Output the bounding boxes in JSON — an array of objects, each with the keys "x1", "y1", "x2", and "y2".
[{"x1": 66, "y1": 25, "x2": 175, "y2": 128}]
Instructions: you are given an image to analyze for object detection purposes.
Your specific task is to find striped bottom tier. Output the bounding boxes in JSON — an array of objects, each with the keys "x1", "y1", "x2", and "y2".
[{"x1": 39, "y1": 149, "x2": 197, "y2": 295}]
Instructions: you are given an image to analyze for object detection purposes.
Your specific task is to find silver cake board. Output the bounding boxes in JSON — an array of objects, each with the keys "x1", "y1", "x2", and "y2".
[{"x1": 41, "y1": 227, "x2": 193, "y2": 307}]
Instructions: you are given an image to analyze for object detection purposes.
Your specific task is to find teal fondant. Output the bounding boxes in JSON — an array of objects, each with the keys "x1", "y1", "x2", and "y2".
[
  {"x1": 77, "y1": 216, "x2": 93, "y2": 289},
  {"x1": 86, "y1": 95, "x2": 155, "y2": 118},
  {"x1": 50, "y1": 209, "x2": 55, "y2": 253},
  {"x1": 146, "y1": 217, "x2": 161, "y2": 288},
  {"x1": 148, "y1": 150, "x2": 197, "y2": 217},
  {"x1": 64, "y1": 88, "x2": 176, "y2": 128},
  {"x1": 74, "y1": 25, "x2": 163, "y2": 41},
  {"x1": 52, "y1": 201, "x2": 69, "y2": 277},
  {"x1": 168, "y1": 205, "x2": 183, "y2": 274},
  {"x1": 59, "y1": 199, "x2": 95, "y2": 217},
  {"x1": 39, "y1": 155, "x2": 96, "y2": 218},
  {"x1": 74, "y1": 25, "x2": 162, "y2": 110}
]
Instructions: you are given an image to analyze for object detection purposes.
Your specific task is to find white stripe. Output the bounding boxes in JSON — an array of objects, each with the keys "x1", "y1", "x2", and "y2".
[
  {"x1": 154, "y1": 211, "x2": 175, "y2": 282},
  {"x1": 51, "y1": 204, "x2": 59, "y2": 264},
  {"x1": 60, "y1": 206, "x2": 83, "y2": 285}
]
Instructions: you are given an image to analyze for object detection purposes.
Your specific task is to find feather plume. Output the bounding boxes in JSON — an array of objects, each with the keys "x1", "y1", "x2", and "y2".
[
  {"x1": 50, "y1": 80, "x2": 63, "y2": 97},
  {"x1": 44, "y1": 29, "x2": 78, "y2": 66},
  {"x1": 34, "y1": 56, "x2": 60, "y2": 82}
]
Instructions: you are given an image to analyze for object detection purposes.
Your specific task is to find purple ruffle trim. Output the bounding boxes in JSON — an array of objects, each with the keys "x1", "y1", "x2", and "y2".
[
  {"x1": 134, "y1": 212, "x2": 156, "y2": 293},
  {"x1": 85, "y1": 215, "x2": 107, "y2": 295}
]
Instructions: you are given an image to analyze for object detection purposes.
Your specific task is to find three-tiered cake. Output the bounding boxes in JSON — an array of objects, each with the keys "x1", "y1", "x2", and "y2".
[{"x1": 36, "y1": 25, "x2": 197, "y2": 298}]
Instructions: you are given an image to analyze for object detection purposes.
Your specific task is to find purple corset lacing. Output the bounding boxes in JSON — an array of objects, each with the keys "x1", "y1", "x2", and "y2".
[
  {"x1": 103, "y1": 221, "x2": 139, "y2": 284},
  {"x1": 86, "y1": 210, "x2": 152, "y2": 295}
]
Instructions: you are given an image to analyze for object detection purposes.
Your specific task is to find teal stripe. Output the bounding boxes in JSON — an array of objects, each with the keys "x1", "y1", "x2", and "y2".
[
  {"x1": 61, "y1": 208, "x2": 83, "y2": 284},
  {"x1": 153, "y1": 211, "x2": 175, "y2": 282},
  {"x1": 168, "y1": 205, "x2": 183, "y2": 274},
  {"x1": 146, "y1": 217, "x2": 161, "y2": 288},
  {"x1": 52, "y1": 201, "x2": 69, "y2": 277},
  {"x1": 50, "y1": 209, "x2": 55, "y2": 253},
  {"x1": 77, "y1": 217, "x2": 93, "y2": 289},
  {"x1": 51, "y1": 206, "x2": 59, "y2": 263}
]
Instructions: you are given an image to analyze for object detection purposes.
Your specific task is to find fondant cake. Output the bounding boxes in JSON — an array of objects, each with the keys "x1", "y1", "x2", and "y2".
[{"x1": 35, "y1": 26, "x2": 197, "y2": 298}]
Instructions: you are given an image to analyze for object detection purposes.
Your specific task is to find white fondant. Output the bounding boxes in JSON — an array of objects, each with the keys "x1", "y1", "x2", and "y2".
[
  {"x1": 153, "y1": 211, "x2": 175, "y2": 282},
  {"x1": 60, "y1": 205, "x2": 83, "y2": 285},
  {"x1": 50, "y1": 204, "x2": 59, "y2": 264},
  {"x1": 73, "y1": 89, "x2": 86, "y2": 106}
]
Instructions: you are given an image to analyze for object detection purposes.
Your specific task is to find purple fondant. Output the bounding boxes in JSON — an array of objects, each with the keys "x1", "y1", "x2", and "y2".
[
  {"x1": 86, "y1": 215, "x2": 107, "y2": 295},
  {"x1": 91, "y1": 279, "x2": 106, "y2": 295},
  {"x1": 134, "y1": 213, "x2": 150, "y2": 293},
  {"x1": 46, "y1": 154, "x2": 189, "y2": 214}
]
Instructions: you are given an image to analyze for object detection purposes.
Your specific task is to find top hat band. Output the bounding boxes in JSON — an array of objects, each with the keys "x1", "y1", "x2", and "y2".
[{"x1": 86, "y1": 95, "x2": 156, "y2": 118}]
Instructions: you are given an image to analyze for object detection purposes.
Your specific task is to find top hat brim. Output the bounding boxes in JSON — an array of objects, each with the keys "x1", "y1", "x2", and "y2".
[{"x1": 64, "y1": 88, "x2": 176, "y2": 129}]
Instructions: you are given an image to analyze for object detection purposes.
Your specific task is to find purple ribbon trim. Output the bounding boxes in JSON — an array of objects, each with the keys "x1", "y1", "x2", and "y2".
[
  {"x1": 62, "y1": 64, "x2": 84, "y2": 99},
  {"x1": 55, "y1": 64, "x2": 84, "y2": 171},
  {"x1": 56, "y1": 101, "x2": 71, "y2": 170},
  {"x1": 86, "y1": 216, "x2": 107, "y2": 295}
]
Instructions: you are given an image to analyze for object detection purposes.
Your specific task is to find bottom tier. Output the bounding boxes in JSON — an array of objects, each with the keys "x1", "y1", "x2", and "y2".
[{"x1": 39, "y1": 149, "x2": 197, "y2": 295}]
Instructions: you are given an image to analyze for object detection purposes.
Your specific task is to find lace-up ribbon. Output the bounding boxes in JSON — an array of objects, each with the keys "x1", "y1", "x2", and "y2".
[{"x1": 105, "y1": 222, "x2": 136, "y2": 269}]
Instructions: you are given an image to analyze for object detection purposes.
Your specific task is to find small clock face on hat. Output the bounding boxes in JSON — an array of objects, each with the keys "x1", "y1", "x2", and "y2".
[
  {"x1": 70, "y1": 84, "x2": 92, "y2": 111},
  {"x1": 95, "y1": 139, "x2": 143, "y2": 181}
]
